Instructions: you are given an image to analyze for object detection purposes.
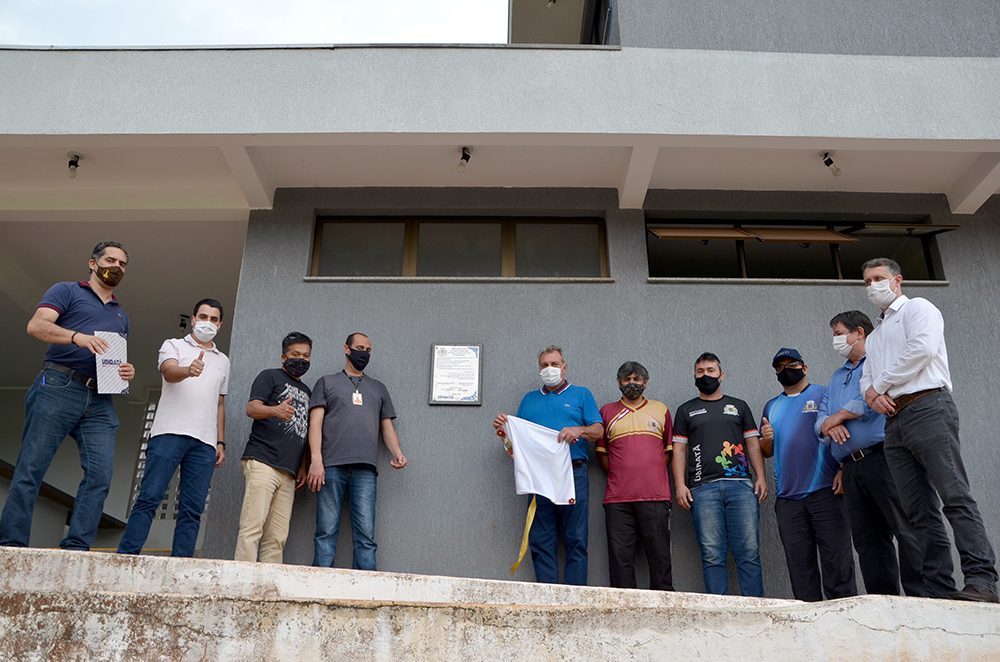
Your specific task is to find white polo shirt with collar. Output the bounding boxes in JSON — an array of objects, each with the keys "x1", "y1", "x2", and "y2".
[{"x1": 149, "y1": 334, "x2": 230, "y2": 446}]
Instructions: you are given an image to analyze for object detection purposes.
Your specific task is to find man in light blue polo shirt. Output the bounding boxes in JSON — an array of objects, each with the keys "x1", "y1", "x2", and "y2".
[
  {"x1": 493, "y1": 345, "x2": 603, "y2": 585},
  {"x1": 0, "y1": 241, "x2": 134, "y2": 551},
  {"x1": 816, "y1": 310, "x2": 940, "y2": 597}
]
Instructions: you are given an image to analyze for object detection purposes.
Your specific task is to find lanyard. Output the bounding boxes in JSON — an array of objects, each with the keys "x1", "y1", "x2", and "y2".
[{"x1": 343, "y1": 370, "x2": 364, "y2": 392}]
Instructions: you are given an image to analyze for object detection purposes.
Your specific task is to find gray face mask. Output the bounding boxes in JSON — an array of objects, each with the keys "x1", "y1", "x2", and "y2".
[{"x1": 620, "y1": 382, "x2": 646, "y2": 400}]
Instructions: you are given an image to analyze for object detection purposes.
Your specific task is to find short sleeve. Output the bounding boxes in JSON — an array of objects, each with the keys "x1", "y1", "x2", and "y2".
[
  {"x1": 672, "y1": 404, "x2": 688, "y2": 442},
  {"x1": 742, "y1": 403, "x2": 760, "y2": 438},
  {"x1": 379, "y1": 386, "x2": 396, "y2": 420},
  {"x1": 156, "y1": 339, "x2": 179, "y2": 368},
  {"x1": 579, "y1": 388, "x2": 602, "y2": 427},
  {"x1": 37, "y1": 282, "x2": 74, "y2": 315},
  {"x1": 662, "y1": 408, "x2": 673, "y2": 450},
  {"x1": 219, "y1": 360, "x2": 229, "y2": 396},
  {"x1": 309, "y1": 376, "x2": 328, "y2": 410},
  {"x1": 248, "y1": 370, "x2": 274, "y2": 404}
]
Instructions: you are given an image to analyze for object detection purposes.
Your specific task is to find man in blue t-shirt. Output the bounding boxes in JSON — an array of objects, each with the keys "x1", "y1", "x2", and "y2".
[
  {"x1": 0, "y1": 241, "x2": 135, "y2": 551},
  {"x1": 493, "y1": 345, "x2": 603, "y2": 585},
  {"x1": 761, "y1": 348, "x2": 856, "y2": 602}
]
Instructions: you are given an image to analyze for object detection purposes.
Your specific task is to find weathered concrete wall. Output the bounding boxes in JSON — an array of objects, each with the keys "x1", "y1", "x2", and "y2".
[{"x1": 0, "y1": 549, "x2": 998, "y2": 661}]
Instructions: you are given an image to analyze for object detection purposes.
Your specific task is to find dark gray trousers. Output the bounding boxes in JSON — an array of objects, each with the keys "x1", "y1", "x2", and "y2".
[{"x1": 884, "y1": 390, "x2": 998, "y2": 594}]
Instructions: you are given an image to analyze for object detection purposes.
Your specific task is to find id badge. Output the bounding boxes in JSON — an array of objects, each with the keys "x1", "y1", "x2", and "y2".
[{"x1": 352, "y1": 392, "x2": 363, "y2": 406}]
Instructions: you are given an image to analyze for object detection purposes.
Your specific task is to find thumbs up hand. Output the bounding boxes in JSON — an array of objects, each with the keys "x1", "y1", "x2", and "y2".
[
  {"x1": 274, "y1": 396, "x2": 295, "y2": 421},
  {"x1": 761, "y1": 416, "x2": 774, "y2": 444},
  {"x1": 187, "y1": 350, "x2": 206, "y2": 378}
]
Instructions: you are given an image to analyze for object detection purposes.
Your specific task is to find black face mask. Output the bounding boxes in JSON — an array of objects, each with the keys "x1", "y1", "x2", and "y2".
[
  {"x1": 695, "y1": 375, "x2": 720, "y2": 395},
  {"x1": 283, "y1": 357, "x2": 310, "y2": 379},
  {"x1": 347, "y1": 348, "x2": 370, "y2": 371},
  {"x1": 620, "y1": 382, "x2": 646, "y2": 400},
  {"x1": 776, "y1": 368, "x2": 805, "y2": 387}
]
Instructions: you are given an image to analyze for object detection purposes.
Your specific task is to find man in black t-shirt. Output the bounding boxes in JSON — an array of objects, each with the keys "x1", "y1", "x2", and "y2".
[
  {"x1": 234, "y1": 332, "x2": 313, "y2": 563},
  {"x1": 673, "y1": 352, "x2": 769, "y2": 597}
]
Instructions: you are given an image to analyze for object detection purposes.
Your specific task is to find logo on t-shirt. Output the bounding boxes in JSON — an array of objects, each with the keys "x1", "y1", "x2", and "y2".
[
  {"x1": 647, "y1": 419, "x2": 660, "y2": 432},
  {"x1": 723, "y1": 404, "x2": 739, "y2": 416},
  {"x1": 715, "y1": 440, "x2": 749, "y2": 477},
  {"x1": 803, "y1": 400, "x2": 818, "y2": 413},
  {"x1": 689, "y1": 409, "x2": 707, "y2": 417}
]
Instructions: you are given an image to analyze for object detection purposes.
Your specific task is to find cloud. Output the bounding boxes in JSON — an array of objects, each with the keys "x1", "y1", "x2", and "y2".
[{"x1": 0, "y1": 0, "x2": 509, "y2": 47}]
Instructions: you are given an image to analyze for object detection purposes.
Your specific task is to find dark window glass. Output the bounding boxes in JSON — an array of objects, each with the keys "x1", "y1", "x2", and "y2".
[
  {"x1": 839, "y1": 236, "x2": 929, "y2": 280},
  {"x1": 515, "y1": 223, "x2": 602, "y2": 277},
  {"x1": 316, "y1": 222, "x2": 405, "y2": 276},
  {"x1": 416, "y1": 223, "x2": 502, "y2": 276},
  {"x1": 646, "y1": 232, "x2": 741, "y2": 278},
  {"x1": 743, "y1": 240, "x2": 838, "y2": 279}
]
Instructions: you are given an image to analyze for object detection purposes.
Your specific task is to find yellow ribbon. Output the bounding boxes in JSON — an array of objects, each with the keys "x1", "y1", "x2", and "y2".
[{"x1": 511, "y1": 494, "x2": 537, "y2": 574}]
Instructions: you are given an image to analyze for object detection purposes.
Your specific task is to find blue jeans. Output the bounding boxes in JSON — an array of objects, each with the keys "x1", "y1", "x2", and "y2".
[
  {"x1": 0, "y1": 368, "x2": 118, "y2": 551},
  {"x1": 884, "y1": 390, "x2": 998, "y2": 594},
  {"x1": 313, "y1": 465, "x2": 378, "y2": 570},
  {"x1": 117, "y1": 434, "x2": 217, "y2": 558},
  {"x1": 528, "y1": 464, "x2": 589, "y2": 585},
  {"x1": 690, "y1": 479, "x2": 764, "y2": 596}
]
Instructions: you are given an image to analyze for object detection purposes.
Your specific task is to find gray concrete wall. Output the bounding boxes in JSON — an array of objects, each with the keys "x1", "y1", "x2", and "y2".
[
  {"x1": 202, "y1": 187, "x2": 1000, "y2": 599},
  {"x1": 618, "y1": 0, "x2": 1000, "y2": 57}
]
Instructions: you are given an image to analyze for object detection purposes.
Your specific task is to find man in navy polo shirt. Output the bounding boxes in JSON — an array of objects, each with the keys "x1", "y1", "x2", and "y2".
[
  {"x1": 493, "y1": 345, "x2": 603, "y2": 585},
  {"x1": 0, "y1": 241, "x2": 134, "y2": 551}
]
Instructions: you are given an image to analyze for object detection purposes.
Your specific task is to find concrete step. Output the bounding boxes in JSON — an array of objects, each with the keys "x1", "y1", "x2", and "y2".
[{"x1": 1, "y1": 548, "x2": 997, "y2": 660}]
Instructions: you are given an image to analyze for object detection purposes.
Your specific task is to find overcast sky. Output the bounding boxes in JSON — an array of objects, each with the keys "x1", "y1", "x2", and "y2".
[{"x1": 0, "y1": 0, "x2": 509, "y2": 47}]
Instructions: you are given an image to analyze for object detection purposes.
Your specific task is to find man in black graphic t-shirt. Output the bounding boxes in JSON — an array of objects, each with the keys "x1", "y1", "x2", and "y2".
[
  {"x1": 235, "y1": 332, "x2": 313, "y2": 563},
  {"x1": 673, "y1": 352, "x2": 768, "y2": 597}
]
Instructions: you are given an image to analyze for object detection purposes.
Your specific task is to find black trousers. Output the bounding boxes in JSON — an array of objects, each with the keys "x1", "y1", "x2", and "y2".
[
  {"x1": 604, "y1": 500, "x2": 673, "y2": 590},
  {"x1": 841, "y1": 448, "x2": 927, "y2": 596},
  {"x1": 774, "y1": 490, "x2": 857, "y2": 602}
]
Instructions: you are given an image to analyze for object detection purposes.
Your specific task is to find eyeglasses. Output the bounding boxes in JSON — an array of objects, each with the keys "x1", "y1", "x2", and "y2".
[{"x1": 775, "y1": 361, "x2": 804, "y2": 374}]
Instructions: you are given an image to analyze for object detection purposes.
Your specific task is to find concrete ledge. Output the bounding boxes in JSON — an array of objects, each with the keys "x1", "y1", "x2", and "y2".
[{"x1": 1, "y1": 548, "x2": 998, "y2": 660}]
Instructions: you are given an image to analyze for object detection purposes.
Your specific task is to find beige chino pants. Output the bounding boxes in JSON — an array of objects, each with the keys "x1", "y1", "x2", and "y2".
[{"x1": 234, "y1": 459, "x2": 295, "y2": 563}]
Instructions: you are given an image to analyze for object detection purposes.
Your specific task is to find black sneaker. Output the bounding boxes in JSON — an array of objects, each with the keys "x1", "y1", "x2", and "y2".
[{"x1": 949, "y1": 584, "x2": 1000, "y2": 603}]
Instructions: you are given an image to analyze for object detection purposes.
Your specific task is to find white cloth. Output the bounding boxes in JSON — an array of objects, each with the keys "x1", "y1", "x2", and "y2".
[
  {"x1": 149, "y1": 335, "x2": 230, "y2": 446},
  {"x1": 504, "y1": 415, "x2": 576, "y2": 505},
  {"x1": 860, "y1": 295, "x2": 953, "y2": 398}
]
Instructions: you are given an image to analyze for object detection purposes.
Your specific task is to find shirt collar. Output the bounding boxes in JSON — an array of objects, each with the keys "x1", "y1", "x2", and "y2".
[
  {"x1": 877, "y1": 294, "x2": 909, "y2": 322},
  {"x1": 183, "y1": 333, "x2": 219, "y2": 353},
  {"x1": 77, "y1": 280, "x2": 119, "y2": 304},
  {"x1": 540, "y1": 381, "x2": 571, "y2": 395}
]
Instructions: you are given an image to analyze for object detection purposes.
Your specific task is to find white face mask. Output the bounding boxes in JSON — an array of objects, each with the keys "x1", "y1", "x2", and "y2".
[
  {"x1": 832, "y1": 334, "x2": 856, "y2": 358},
  {"x1": 866, "y1": 278, "x2": 898, "y2": 308},
  {"x1": 192, "y1": 320, "x2": 219, "y2": 343},
  {"x1": 539, "y1": 366, "x2": 563, "y2": 387}
]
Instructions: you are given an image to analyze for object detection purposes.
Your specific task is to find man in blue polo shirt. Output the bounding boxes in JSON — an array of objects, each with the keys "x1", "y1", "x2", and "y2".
[
  {"x1": 0, "y1": 241, "x2": 135, "y2": 551},
  {"x1": 493, "y1": 345, "x2": 603, "y2": 585},
  {"x1": 815, "y1": 311, "x2": 938, "y2": 597},
  {"x1": 761, "y1": 348, "x2": 856, "y2": 602}
]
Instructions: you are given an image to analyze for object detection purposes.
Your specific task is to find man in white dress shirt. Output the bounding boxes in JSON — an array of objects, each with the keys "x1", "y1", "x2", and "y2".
[{"x1": 860, "y1": 257, "x2": 998, "y2": 603}]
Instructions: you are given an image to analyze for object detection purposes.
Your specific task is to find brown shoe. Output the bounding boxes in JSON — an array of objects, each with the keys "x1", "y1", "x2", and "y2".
[{"x1": 949, "y1": 584, "x2": 1000, "y2": 603}]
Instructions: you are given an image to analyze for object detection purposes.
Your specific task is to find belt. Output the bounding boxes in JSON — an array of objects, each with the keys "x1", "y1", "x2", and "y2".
[
  {"x1": 888, "y1": 387, "x2": 945, "y2": 417},
  {"x1": 43, "y1": 361, "x2": 97, "y2": 390},
  {"x1": 847, "y1": 442, "x2": 883, "y2": 463},
  {"x1": 572, "y1": 459, "x2": 586, "y2": 469}
]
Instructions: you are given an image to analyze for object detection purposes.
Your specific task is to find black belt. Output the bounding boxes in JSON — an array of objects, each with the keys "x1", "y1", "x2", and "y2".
[
  {"x1": 572, "y1": 459, "x2": 586, "y2": 469},
  {"x1": 846, "y1": 442, "x2": 883, "y2": 463},
  {"x1": 888, "y1": 387, "x2": 945, "y2": 417},
  {"x1": 43, "y1": 361, "x2": 97, "y2": 390}
]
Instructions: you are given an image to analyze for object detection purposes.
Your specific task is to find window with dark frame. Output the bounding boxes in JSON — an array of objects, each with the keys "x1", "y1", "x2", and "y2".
[
  {"x1": 312, "y1": 218, "x2": 609, "y2": 278},
  {"x1": 646, "y1": 220, "x2": 955, "y2": 280}
]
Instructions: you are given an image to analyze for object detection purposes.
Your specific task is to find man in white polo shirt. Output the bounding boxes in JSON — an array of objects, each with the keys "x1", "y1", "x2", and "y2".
[{"x1": 117, "y1": 298, "x2": 230, "y2": 558}]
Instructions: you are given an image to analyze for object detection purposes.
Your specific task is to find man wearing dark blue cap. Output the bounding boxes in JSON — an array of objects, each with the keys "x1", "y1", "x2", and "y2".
[{"x1": 761, "y1": 348, "x2": 856, "y2": 602}]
